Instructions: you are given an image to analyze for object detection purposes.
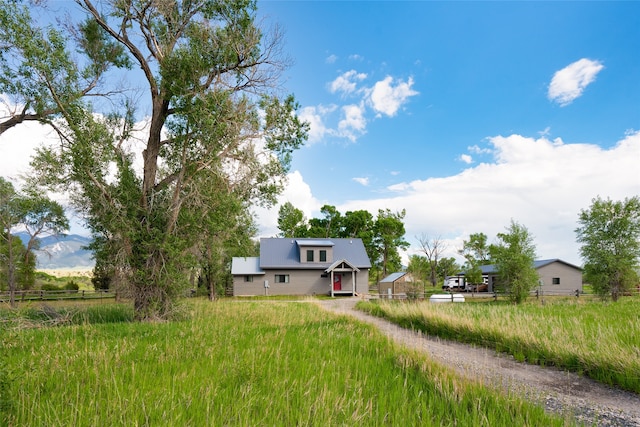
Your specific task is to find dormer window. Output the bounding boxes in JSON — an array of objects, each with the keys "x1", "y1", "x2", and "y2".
[{"x1": 296, "y1": 239, "x2": 335, "y2": 263}]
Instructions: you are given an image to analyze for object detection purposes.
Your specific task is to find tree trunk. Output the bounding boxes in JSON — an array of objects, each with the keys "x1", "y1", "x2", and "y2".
[
  {"x1": 141, "y1": 97, "x2": 169, "y2": 210},
  {"x1": 7, "y1": 233, "x2": 16, "y2": 308}
]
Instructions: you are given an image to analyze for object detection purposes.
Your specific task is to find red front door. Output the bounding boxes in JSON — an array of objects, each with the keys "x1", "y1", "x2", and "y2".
[{"x1": 333, "y1": 274, "x2": 342, "y2": 291}]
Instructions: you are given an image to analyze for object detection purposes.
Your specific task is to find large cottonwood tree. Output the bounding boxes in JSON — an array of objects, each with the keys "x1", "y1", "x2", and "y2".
[{"x1": 0, "y1": 0, "x2": 307, "y2": 318}]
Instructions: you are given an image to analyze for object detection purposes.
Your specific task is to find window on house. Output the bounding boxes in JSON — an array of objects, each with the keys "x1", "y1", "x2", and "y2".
[
  {"x1": 275, "y1": 274, "x2": 289, "y2": 283},
  {"x1": 552, "y1": 277, "x2": 560, "y2": 285},
  {"x1": 244, "y1": 276, "x2": 253, "y2": 282},
  {"x1": 306, "y1": 249, "x2": 314, "y2": 262},
  {"x1": 320, "y1": 250, "x2": 327, "y2": 262}
]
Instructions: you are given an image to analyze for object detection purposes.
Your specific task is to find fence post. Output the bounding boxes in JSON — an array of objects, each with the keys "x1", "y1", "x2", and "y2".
[{"x1": 493, "y1": 292, "x2": 498, "y2": 301}]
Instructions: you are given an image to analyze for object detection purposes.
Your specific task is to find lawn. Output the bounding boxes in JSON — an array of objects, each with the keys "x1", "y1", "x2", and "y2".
[
  {"x1": 1, "y1": 299, "x2": 571, "y2": 426},
  {"x1": 357, "y1": 297, "x2": 640, "y2": 394}
]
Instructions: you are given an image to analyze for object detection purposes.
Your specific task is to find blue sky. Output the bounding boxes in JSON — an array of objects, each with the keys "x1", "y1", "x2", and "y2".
[
  {"x1": 251, "y1": 1, "x2": 640, "y2": 265},
  {"x1": 1, "y1": 1, "x2": 639, "y2": 266}
]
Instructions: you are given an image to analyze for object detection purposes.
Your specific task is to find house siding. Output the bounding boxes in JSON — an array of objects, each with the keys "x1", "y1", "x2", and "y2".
[
  {"x1": 537, "y1": 262, "x2": 583, "y2": 294},
  {"x1": 233, "y1": 269, "x2": 369, "y2": 296},
  {"x1": 300, "y1": 247, "x2": 334, "y2": 264}
]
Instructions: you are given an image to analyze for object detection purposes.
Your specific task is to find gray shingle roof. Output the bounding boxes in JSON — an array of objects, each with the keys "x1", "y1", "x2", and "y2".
[{"x1": 259, "y1": 238, "x2": 371, "y2": 269}]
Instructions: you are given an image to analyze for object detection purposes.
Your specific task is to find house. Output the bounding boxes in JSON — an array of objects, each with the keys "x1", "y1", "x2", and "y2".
[
  {"x1": 445, "y1": 259, "x2": 583, "y2": 294},
  {"x1": 231, "y1": 238, "x2": 371, "y2": 297},
  {"x1": 378, "y1": 272, "x2": 414, "y2": 296}
]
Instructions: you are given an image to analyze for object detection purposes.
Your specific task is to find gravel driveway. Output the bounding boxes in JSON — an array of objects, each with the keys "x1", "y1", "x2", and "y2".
[{"x1": 316, "y1": 298, "x2": 640, "y2": 427}]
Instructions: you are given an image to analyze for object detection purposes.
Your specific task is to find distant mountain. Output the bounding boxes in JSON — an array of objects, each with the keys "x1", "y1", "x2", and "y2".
[{"x1": 16, "y1": 232, "x2": 95, "y2": 270}]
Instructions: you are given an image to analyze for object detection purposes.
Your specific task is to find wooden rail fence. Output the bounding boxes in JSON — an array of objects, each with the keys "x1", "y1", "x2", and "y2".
[
  {"x1": 0, "y1": 289, "x2": 117, "y2": 303},
  {"x1": 369, "y1": 287, "x2": 640, "y2": 301}
]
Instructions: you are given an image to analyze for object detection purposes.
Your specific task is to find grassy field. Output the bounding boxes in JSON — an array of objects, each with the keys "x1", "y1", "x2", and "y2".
[
  {"x1": 357, "y1": 297, "x2": 640, "y2": 394},
  {"x1": 32, "y1": 271, "x2": 93, "y2": 291},
  {"x1": 0, "y1": 299, "x2": 572, "y2": 426}
]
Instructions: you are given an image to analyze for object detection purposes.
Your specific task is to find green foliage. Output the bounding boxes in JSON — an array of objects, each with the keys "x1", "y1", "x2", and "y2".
[
  {"x1": 459, "y1": 232, "x2": 491, "y2": 264},
  {"x1": 464, "y1": 264, "x2": 484, "y2": 287},
  {"x1": 91, "y1": 262, "x2": 112, "y2": 290},
  {"x1": 0, "y1": 235, "x2": 34, "y2": 291},
  {"x1": 277, "y1": 201, "x2": 306, "y2": 237},
  {"x1": 576, "y1": 196, "x2": 640, "y2": 301},
  {"x1": 307, "y1": 204, "x2": 343, "y2": 237},
  {"x1": 373, "y1": 209, "x2": 409, "y2": 277},
  {"x1": 436, "y1": 257, "x2": 461, "y2": 280},
  {"x1": 489, "y1": 220, "x2": 538, "y2": 304},
  {"x1": 64, "y1": 280, "x2": 79, "y2": 292},
  {"x1": 0, "y1": 177, "x2": 67, "y2": 303},
  {"x1": 459, "y1": 232, "x2": 491, "y2": 285},
  {"x1": 407, "y1": 254, "x2": 430, "y2": 285}
]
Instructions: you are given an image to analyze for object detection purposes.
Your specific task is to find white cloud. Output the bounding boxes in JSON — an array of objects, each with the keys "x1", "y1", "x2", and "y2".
[
  {"x1": 368, "y1": 76, "x2": 419, "y2": 117},
  {"x1": 253, "y1": 170, "x2": 322, "y2": 238},
  {"x1": 0, "y1": 120, "x2": 55, "y2": 183},
  {"x1": 326, "y1": 132, "x2": 640, "y2": 266},
  {"x1": 300, "y1": 71, "x2": 419, "y2": 144},
  {"x1": 325, "y1": 54, "x2": 338, "y2": 64},
  {"x1": 298, "y1": 105, "x2": 337, "y2": 144},
  {"x1": 353, "y1": 177, "x2": 369, "y2": 186},
  {"x1": 459, "y1": 154, "x2": 473, "y2": 164},
  {"x1": 548, "y1": 58, "x2": 604, "y2": 106},
  {"x1": 337, "y1": 103, "x2": 367, "y2": 141},
  {"x1": 329, "y1": 70, "x2": 367, "y2": 95},
  {"x1": 468, "y1": 144, "x2": 492, "y2": 155}
]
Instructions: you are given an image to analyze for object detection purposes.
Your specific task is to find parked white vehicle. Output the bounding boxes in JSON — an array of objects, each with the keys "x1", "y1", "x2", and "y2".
[
  {"x1": 443, "y1": 276, "x2": 464, "y2": 290},
  {"x1": 443, "y1": 275, "x2": 489, "y2": 292}
]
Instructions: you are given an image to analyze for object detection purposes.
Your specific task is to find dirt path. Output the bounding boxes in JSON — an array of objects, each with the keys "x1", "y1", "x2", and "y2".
[{"x1": 316, "y1": 298, "x2": 640, "y2": 427}]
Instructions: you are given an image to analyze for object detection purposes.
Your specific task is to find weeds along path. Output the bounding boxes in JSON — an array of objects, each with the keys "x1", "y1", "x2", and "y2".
[{"x1": 316, "y1": 298, "x2": 640, "y2": 427}]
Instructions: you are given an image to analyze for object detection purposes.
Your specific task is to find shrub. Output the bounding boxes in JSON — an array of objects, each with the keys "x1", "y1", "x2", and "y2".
[{"x1": 64, "y1": 281, "x2": 79, "y2": 292}]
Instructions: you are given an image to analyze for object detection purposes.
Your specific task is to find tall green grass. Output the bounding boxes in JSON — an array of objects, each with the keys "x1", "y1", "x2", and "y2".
[
  {"x1": 0, "y1": 302, "x2": 134, "y2": 328},
  {"x1": 358, "y1": 298, "x2": 640, "y2": 393},
  {"x1": 1, "y1": 300, "x2": 571, "y2": 426}
]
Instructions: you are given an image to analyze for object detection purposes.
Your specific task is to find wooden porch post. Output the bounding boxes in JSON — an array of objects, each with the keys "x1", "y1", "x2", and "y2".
[
  {"x1": 352, "y1": 270, "x2": 356, "y2": 295},
  {"x1": 330, "y1": 270, "x2": 334, "y2": 297}
]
